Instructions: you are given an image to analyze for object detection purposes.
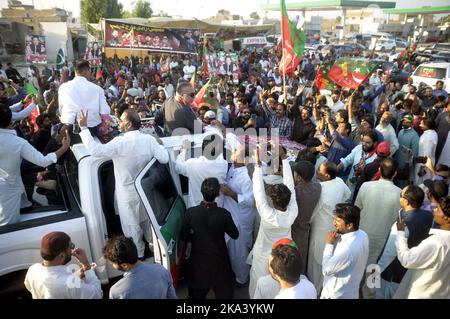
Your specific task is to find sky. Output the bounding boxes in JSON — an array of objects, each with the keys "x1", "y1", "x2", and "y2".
[{"x1": 0, "y1": 0, "x2": 448, "y2": 19}]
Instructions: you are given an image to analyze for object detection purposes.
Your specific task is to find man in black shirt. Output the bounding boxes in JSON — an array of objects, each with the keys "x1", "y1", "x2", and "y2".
[
  {"x1": 180, "y1": 177, "x2": 239, "y2": 299},
  {"x1": 162, "y1": 81, "x2": 202, "y2": 135}
]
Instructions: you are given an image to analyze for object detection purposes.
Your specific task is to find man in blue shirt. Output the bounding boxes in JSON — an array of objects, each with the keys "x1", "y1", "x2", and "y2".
[
  {"x1": 103, "y1": 236, "x2": 177, "y2": 299},
  {"x1": 433, "y1": 80, "x2": 448, "y2": 100}
]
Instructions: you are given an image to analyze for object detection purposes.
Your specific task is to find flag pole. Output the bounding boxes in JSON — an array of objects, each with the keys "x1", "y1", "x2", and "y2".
[{"x1": 280, "y1": 1, "x2": 287, "y2": 103}]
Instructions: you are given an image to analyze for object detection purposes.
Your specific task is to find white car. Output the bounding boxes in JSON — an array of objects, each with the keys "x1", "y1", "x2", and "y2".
[
  {"x1": 411, "y1": 62, "x2": 450, "y2": 93},
  {"x1": 375, "y1": 38, "x2": 396, "y2": 52},
  {"x1": 395, "y1": 39, "x2": 409, "y2": 49}
]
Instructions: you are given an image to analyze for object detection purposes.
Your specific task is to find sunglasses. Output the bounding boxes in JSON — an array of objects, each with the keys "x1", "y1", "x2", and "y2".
[{"x1": 185, "y1": 92, "x2": 195, "y2": 98}]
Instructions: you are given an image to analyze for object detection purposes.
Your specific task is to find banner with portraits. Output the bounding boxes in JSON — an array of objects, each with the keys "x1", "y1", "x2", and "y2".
[
  {"x1": 205, "y1": 51, "x2": 240, "y2": 83},
  {"x1": 103, "y1": 20, "x2": 200, "y2": 54},
  {"x1": 25, "y1": 35, "x2": 47, "y2": 64},
  {"x1": 84, "y1": 42, "x2": 103, "y2": 66}
]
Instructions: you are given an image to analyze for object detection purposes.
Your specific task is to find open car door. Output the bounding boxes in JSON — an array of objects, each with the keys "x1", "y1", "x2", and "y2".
[{"x1": 135, "y1": 159, "x2": 186, "y2": 286}]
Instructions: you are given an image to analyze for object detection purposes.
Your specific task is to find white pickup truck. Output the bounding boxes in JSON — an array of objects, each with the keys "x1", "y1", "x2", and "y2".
[{"x1": 0, "y1": 133, "x2": 209, "y2": 296}]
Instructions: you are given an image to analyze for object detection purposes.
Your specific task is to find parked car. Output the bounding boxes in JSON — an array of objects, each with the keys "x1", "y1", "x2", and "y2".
[
  {"x1": 395, "y1": 38, "x2": 409, "y2": 49},
  {"x1": 343, "y1": 43, "x2": 367, "y2": 56},
  {"x1": 0, "y1": 132, "x2": 215, "y2": 296},
  {"x1": 375, "y1": 38, "x2": 396, "y2": 52},
  {"x1": 411, "y1": 62, "x2": 450, "y2": 93}
]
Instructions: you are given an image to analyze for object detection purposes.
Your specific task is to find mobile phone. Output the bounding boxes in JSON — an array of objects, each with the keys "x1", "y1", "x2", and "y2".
[
  {"x1": 250, "y1": 114, "x2": 257, "y2": 120},
  {"x1": 414, "y1": 156, "x2": 427, "y2": 164}
]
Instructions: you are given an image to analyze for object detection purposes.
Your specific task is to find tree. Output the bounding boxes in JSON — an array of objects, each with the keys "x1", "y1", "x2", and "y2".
[
  {"x1": 122, "y1": 11, "x2": 132, "y2": 19},
  {"x1": 132, "y1": 0, "x2": 153, "y2": 19},
  {"x1": 250, "y1": 12, "x2": 260, "y2": 20},
  {"x1": 80, "y1": 0, "x2": 123, "y2": 24}
]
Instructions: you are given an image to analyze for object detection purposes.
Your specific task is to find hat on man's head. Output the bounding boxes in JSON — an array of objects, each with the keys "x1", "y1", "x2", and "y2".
[
  {"x1": 376, "y1": 141, "x2": 391, "y2": 157},
  {"x1": 423, "y1": 179, "x2": 449, "y2": 200},
  {"x1": 402, "y1": 113, "x2": 413, "y2": 123},
  {"x1": 204, "y1": 110, "x2": 216, "y2": 119},
  {"x1": 41, "y1": 231, "x2": 71, "y2": 258},
  {"x1": 272, "y1": 238, "x2": 298, "y2": 251}
]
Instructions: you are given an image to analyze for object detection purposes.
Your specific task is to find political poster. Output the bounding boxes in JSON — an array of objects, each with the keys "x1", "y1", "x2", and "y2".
[
  {"x1": 204, "y1": 51, "x2": 240, "y2": 83},
  {"x1": 84, "y1": 42, "x2": 103, "y2": 66},
  {"x1": 25, "y1": 35, "x2": 47, "y2": 64},
  {"x1": 103, "y1": 20, "x2": 200, "y2": 54}
]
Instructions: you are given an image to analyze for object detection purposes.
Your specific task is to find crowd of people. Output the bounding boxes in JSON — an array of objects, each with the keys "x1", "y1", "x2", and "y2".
[{"x1": 0, "y1": 41, "x2": 449, "y2": 299}]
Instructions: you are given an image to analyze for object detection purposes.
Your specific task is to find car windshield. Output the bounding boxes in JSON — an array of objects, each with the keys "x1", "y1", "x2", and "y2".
[{"x1": 414, "y1": 66, "x2": 447, "y2": 79}]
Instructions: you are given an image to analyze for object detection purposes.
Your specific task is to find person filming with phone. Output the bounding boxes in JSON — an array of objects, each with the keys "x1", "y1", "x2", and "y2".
[{"x1": 24, "y1": 231, "x2": 102, "y2": 299}]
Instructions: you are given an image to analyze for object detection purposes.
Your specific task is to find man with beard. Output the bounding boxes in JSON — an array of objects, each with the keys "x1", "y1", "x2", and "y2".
[
  {"x1": 290, "y1": 100, "x2": 315, "y2": 145},
  {"x1": 103, "y1": 236, "x2": 177, "y2": 299},
  {"x1": 338, "y1": 129, "x2": 379, "y2": 194},
  {"x1": 320, "y1": 203, "x2": 369, "y2": 299},
  {"x1": 24, "y1": 231, "x2": 102, "y2": 299},
  {"x1": 232, "y1": 106, "x2": 257, "y2": 130},
  {"x1": 394, "y1": 113, "x2": 419, "y2": 187},
  {"x1": 78, "y1": 109, "x2": 168, "y2": 260}
]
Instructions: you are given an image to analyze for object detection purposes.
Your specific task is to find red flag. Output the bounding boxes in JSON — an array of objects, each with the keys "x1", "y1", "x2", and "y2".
[
  {"x1": 279, "y1": 0, "x2": 306, "y2": 76},
  {"x1": 192, "y1": 78, "x2": 213, "y2": 110}
]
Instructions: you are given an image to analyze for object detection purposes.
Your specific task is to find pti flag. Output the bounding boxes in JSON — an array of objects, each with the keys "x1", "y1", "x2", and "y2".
[
  {"x1": 315, "y1": 63, "x2": 335, "y2": 91},
  {"x1": 279, "y1": 0, "x2": 306, "y2": 76},
  {"x1": 24, "y1": 82, "x2": 40, "y2": 131},
  {"x1": 192, "y1": 78, "x2": 216, "y2": 109},
  {"x1": 327, "y1": 58, "x2": 378, "y2": 89}
]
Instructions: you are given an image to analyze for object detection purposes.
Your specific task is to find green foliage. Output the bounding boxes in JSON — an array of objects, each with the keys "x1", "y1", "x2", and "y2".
[
  {"x1": 132, "y1": 0, "x2": 153, "y2": 19},
  {"x1": 80, "y1": 0, "x2": 123, "y2": 24},
  {"x1": 250, "y1": 12, "x2": 260, "y2": 20}
]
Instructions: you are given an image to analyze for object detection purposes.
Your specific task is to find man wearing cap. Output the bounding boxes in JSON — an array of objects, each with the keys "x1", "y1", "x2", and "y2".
[
  {"x1": 355, "y1": 158, "x2": 402, "y2": 298},
  {"x1": 24, "y1": 231, "x2": 102, "y2": 299},
  {"x1": 394, "y1": 113, "x2": 419, "y2": 187}
]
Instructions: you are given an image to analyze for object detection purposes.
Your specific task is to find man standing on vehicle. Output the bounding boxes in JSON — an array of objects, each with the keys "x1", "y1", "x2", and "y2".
[
  {"x1": 24, "y1": 231, "x2": 102, "y2": 299},
  {"x1": 0, "y1": 106, "x2": 70, "y2": 226},
  {"x1": 58, "y1": 59, "x2": 111, "y2": 143},
  {"x1": 78, "y1": 109, "x2": 169, "y2": 260}
]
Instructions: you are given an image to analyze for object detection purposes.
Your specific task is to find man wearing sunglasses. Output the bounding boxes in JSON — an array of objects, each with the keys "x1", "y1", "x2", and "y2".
[
  {"x1": 24, "y1": 231, "x2": 102, "y2": 299},
  {"x1": 162, "y1": 81, "x2": 202, "y2": 135}
]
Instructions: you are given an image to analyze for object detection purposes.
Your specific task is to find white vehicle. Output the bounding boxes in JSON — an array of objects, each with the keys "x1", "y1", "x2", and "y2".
[
  {"x1": 411, "y1": 62, "x2": 450, "y2": 93},
  {"x1": 368, "y1": 33, "x2": 396, "y2": 52},
  {"x1": 0, "y1": 133, "x2": 210, "y2": 296},
  {"x1": 375, "y1": 38, "x2": 396, "y2": 52},
  {"x1": 395, "y1": 38, "x2": 409, "y2": 49}
]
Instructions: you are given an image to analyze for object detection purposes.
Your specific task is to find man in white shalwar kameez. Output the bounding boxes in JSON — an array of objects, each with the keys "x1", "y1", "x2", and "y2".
[
  {"x1": 355, "y1": 158, "x2": 401, "y2": 298},
  {"x1": 248, "y1": 146, "x2": 298, "y2": 298},
  {"x1": 175, "y1": 134, "x2": 228, "y2": 208},
  {"x1": 221, "y1": 146, "x2": 255, "y2": 284},
  {"x1": 308, "y1": 161, "x2": 351, "y2": 293},
  {"x1": 78, "y1": 110, "x2": 169, "y2": 259}
]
